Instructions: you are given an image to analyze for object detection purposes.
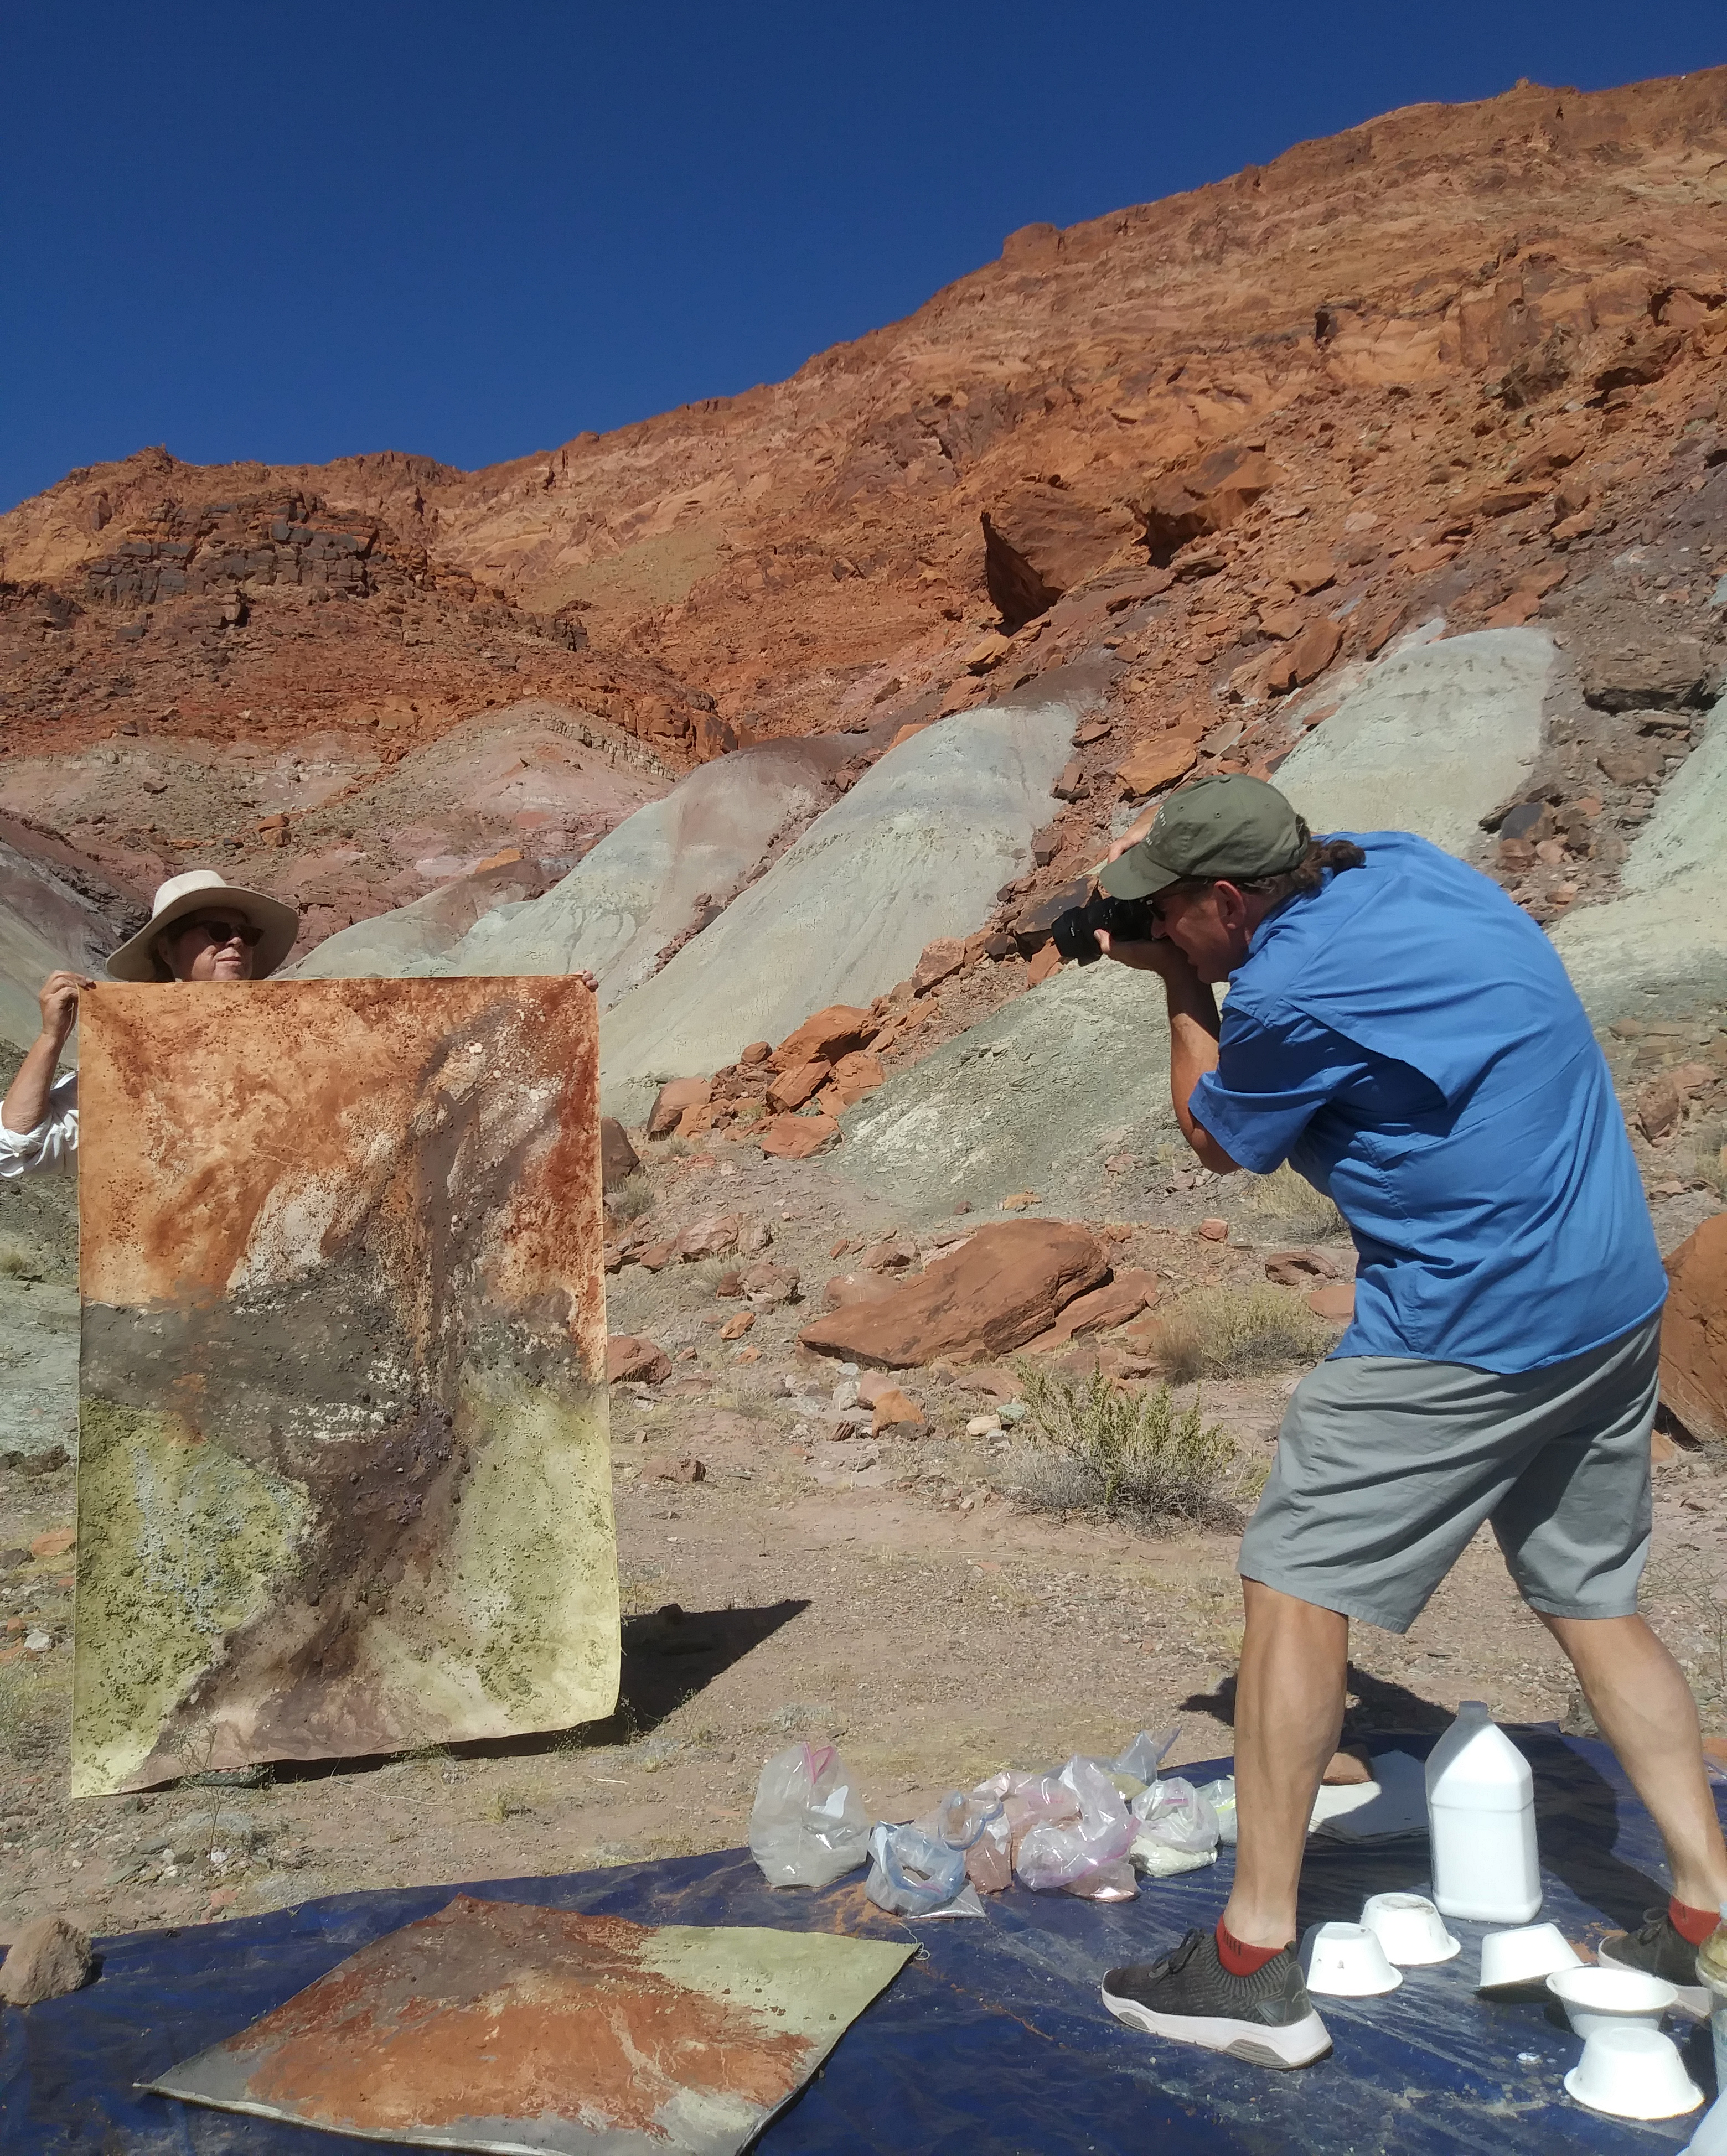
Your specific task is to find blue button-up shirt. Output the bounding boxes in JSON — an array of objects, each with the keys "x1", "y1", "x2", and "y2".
[{"x1": 1188, "y1": 831, "x2": 1666, "y2": 1372}]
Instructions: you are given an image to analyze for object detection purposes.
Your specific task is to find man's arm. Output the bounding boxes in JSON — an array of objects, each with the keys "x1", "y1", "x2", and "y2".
[
  {"x1": 1, "y1": 973, "x2": 89, "y2": 1136},
  {"x1": 1095, "y1": 933, "x2": 1240, "y2": 1174}
]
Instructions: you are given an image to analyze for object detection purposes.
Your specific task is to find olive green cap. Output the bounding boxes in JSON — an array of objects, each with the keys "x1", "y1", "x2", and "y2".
[{"x1": 1098, "y1": 774, "x2": 1306, "y2": 900}]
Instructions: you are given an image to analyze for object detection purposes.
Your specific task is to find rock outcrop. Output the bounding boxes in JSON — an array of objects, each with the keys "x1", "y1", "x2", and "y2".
[
  {"x1": 1659, "y1": 1216, "x2": 1727, "y2": 1442},
  {"x1": 798, "y1": 1219, "x2": 1110, "y2": 1366}
]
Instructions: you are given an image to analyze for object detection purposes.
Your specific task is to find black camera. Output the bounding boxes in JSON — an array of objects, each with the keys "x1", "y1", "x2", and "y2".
[{"x1": 1049, "y1": 888, "x2": 1161, "y2": 966}]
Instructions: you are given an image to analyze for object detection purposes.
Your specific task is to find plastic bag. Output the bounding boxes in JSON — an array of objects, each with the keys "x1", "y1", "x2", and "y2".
[
  {"x1": 1198, "y1": 1775, "x2": 1237, "y2": 1845},
  {"x1": 865, "y1": 1820, "x2": 970, "y2": 1916},
  {"x1": 1015, "y1": 1755, "x2": 1137, "y2": 1899},
  {"x1": 937, "y1": 1785, "x2": 1012, "y2": 1894},
  {"x1": 1113, "y1": 1726, "x2": 1181, "y2": 1786},
  {"x1": 748, "y1": 1742, "x2": 871, "y2": 1888},
  {"x1": 1129, "y1": 1774, "x2": 1221, "y2": 1878}
]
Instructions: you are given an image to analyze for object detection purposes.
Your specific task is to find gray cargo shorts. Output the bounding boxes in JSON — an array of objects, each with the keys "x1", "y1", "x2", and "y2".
[{"x1": 1237, "y1": 1314, "x2": 1661, "y2": 1634}]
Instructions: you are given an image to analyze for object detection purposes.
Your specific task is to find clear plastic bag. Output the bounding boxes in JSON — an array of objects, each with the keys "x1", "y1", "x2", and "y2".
[
  {"x1": 937, "y1": 1785, "x2": 1012, "y2": 1894},
  {"x1": 1198, "y1": 1775, "x2": 1237, "y2": 1846},
  {"x1": 748, "y1": 1742, "x2": 871, "y2": 1888},
  {"x1": 1112, "y1": 1726, "x2": 1182, "y2": 1785},
  {"x1": 1129, "y1": 1774, "x2": 1221, "y2": 1877},
  {"x1": 865, "y1": 1819, "x2": 970, "y2": 1915},
  {"x1": 1015, "y1": 1755, "x2": 1137, "y2": 1899}
]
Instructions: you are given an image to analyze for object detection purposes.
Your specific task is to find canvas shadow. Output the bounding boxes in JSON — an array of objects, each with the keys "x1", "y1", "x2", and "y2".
[{"x1": 267, "y1": 1598, "x2": 810, "y2": 1780}]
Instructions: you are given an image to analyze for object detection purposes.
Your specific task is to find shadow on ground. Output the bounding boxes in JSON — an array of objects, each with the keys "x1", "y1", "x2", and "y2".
[{"x1": 260, "y1": 1599, "x2": 812, "y2": 1783}]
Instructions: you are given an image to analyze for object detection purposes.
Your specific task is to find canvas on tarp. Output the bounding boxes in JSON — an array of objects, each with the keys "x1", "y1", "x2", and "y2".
[{"x1": 2, "y1": 1735, "x2": 1721, "y2": 2154}]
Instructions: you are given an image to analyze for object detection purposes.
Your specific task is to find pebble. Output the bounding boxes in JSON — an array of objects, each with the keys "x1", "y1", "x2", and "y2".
[{"x1": 966, "y1": 1414, "x2": 1003, "y2": 1437}]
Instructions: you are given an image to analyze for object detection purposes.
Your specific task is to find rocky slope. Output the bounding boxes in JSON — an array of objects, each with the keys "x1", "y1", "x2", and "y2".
[{"x1": 1, "y1": 69, "x2": 1725, "y2": 1056}]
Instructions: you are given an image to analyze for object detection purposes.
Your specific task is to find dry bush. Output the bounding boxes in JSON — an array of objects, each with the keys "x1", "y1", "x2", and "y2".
[
  {"x1": 1009, "y1": 1361, "x2": 1238, "y2": 1527},
  {"x1": 0, "y1": 1235, "x2": 39, "y2": 1280},
  {"x1": 1688, "y1": 1117, "x2": 1727, "y2": 1200},
  {"x1": 1152, "y1": 1283, "x2": 1333, "y2": 1383},
  {"x1": 607, "y1": 1173, "x2": 654, "y2": 1222},
  {"x1": 0, "y1": 1654, "x2": 64, "y2": 1769},
  {"x1": 1245, "y1": 1164, "x2": 1344, "y2": 1243}
]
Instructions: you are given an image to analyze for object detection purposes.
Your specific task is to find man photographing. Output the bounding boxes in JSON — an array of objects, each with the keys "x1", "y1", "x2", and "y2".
[{"x1": 1089, "y1": 774, "x2": 1727, "y2": 2069}]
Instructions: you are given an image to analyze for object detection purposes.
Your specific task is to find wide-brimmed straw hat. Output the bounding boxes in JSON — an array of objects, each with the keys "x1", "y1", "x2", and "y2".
[{"x1": 106, "y1": 869, "x2": 301, "y2": 983}]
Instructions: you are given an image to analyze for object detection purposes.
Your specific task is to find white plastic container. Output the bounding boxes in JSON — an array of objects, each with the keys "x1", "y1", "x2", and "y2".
[{"x1": 1424, "y1": 1700, "x2": 1540, "y2": 1922}]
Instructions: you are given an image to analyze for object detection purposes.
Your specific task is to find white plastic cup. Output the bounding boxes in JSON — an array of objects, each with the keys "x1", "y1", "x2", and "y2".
[
  {"x1": 1564, "y1": 2024, "x2": 1704, "y2": 2122},
  {"x1": 1302, "y1": 1920, "x2": 1403, "y2": 1998},
  {"x1": 1359, "y1": 1891, "x2": 1461, "y2": 1967},
  {"x1": 1546, "y1": 1963, "x2": 1677, "y2": 2040},
  {"x1": 1477, "y1": 1921, "x2": 1583, "y2": 1990}
]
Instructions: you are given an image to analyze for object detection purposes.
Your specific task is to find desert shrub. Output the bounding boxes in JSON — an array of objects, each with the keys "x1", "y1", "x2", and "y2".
[
  {"x1": 1689, "y1": 1117, "x2": 1727, "y2": 1200},
  {"x1": 0, "y1": 1235, "x2": 38, "y2": 1280},
  {"x1": 1245, "y1": 1163, "x2": 1344, "y2": 1243},
  {"x1": 1010, "y1": 1361, "x2": 1238, "y2": 1527},
  {"x1": 607, "y1": 1174, "x2": 654, "y2": 1222},
  {"x1": 1152, "y1": 1283, "x2": 1332, "y2": 1383}
]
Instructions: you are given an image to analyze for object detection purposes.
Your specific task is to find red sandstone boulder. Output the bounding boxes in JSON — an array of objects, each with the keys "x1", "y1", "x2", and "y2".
[
  {"x1": 648, "y1": 1077, "x2": 711, "y2": 1138},
  {"x1": 761, "y1": 1113, "x2": 840, "y2": 1160},
  {"x1": 799, "y1": 1219, "x2": 1109, "y2": 1367},
  {"x1": 769, "y1": 1006, "x2": 875, "y2": 1072},
  {"x1": 607, "y1": 1335, "x2": 671, "y2": 1384},
  {"x1": 600, "y1": 1117, "x2": 641, "y2": 1191},
  {"x1": 912, "y1": 938, "x2": 966, "y2": 993},
  {"x1": 673, "y1": 1214, "x2": 741, "y2": 1262},
  {"x1": 766, "y1": 1060, "x2": 830, "y2": 1112},
  {"x1": 1661, "y1": 1216, "x2": 1727, "y2": 1442},
  {"x1": 1021, "y1": 1269, "x2": 1158, "y2": 1350}
]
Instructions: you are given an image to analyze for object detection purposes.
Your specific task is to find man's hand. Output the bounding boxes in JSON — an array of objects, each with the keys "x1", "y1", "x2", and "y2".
[
  {"x1": 37, "y1": 972, "x2": 91, "y2": 1049},
  {"x1": 1095, "y1": 926, "x2": 1202, "y2": 984}
]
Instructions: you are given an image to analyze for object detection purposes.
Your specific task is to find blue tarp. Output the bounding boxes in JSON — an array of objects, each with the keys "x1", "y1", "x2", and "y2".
[{"x1": 2, "y1": 1732, "x2": 1720, "y2": 2154}]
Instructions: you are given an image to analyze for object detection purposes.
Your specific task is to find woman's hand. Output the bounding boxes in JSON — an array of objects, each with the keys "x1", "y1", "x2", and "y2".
[{"x1": 37, "y1": 972, "x2": 92, "y2": 1049}]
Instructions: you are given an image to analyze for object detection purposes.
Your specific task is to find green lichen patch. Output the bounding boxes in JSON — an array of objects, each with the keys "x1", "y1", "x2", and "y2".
[{"x1": 71, "y1": 1394, "x2": 309, "y2": 1796}]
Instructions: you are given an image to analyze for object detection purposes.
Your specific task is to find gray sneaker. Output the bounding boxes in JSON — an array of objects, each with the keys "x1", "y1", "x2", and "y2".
[
  {"x1": 1596, "y1": 1908, "x2": 1709, "y2": 2018},
  {"x1": 1102, "y1": 1925, "x2": 1332, "y2": 2070}
]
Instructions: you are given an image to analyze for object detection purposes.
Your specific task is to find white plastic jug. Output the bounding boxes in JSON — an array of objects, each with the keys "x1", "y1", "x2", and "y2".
[{"x1": 1424, "y1": 1700, "x2": 1541, "y2": 1922}]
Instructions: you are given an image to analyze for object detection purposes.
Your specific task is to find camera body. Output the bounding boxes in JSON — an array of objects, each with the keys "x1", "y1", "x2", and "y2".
[{"x1": 1049, "y1": 889, "x2": 1160, "y2": 966}]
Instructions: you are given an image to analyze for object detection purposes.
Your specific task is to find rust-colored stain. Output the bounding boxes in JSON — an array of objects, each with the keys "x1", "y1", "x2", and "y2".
[
  {"x1": 144, "y1": 1898, "x2": 914, "y2": 2155},
  {"x1": 72, "y1": 979, "x2": 617, "y2": 1796}
]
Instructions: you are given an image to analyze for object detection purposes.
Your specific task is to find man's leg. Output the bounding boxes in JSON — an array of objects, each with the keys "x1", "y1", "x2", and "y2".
[
  {"x1": 1542, "y1": 1611, "x2": 1727, "y2": 1911},
  {"x1": 1221, "y1": 1580, "x2": 1351, "y2": 1947}
]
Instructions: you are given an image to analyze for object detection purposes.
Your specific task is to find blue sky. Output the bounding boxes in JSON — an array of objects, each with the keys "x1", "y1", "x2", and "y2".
[{"x1": 1, "y1": 2, "x2": 1720, "y2": 513}]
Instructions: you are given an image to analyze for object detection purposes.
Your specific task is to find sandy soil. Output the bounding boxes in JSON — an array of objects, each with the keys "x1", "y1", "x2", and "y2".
[{"x1": 2, "y1": 1132, "x2": 1723, "y2": 1950}]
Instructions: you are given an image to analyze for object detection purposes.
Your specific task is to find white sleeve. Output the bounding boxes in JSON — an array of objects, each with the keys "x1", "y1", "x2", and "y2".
[{"x1": 0, "y1": 1069, "x2": 79, "y2": 1179}]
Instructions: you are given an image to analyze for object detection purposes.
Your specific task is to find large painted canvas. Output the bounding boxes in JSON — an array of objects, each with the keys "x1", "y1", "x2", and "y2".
[
  {"x1": 144, "y1": 1898, "x2": 915, "y2": 2155},
  {"x1": 71, "y1": 978, "x2": 616, "y2": 1798}
]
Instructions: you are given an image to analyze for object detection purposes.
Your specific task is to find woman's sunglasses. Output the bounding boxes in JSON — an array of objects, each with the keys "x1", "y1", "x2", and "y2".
[{"x1": 180, "y1": 916, "x2": 263, "y2": 947}]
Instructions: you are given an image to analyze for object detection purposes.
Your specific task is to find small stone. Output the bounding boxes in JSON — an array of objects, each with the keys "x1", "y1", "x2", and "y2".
[
  {"x1": 766, "y1": 1059, "x2": 830, "y2": 1113},
  {"x1": 1264, "y1": 1248, "x2": 1336, "y2": 1286},
  {"x1": 1197, "y1": 1217, "x2": 1229, "y2": 1242},
  {"x1": 23, "y1": 1630, "x2": 53, "y2": 1654},
  {"x1": 720, "y1": 1310, "x2": 756, "y2": 1341},
  {"x1": 1307, "y1": 1282, "x2": 1356, "y2": 1320},
  {"x1": 999, "y1": 1191, "x2": 1041, "y2": 1212},
  {"x1": 1026, "y1": 944, "x2": 1062, "y2": 987},
  {"x1": 732, "y1": 1345, "x2": 760, "y2": 1363},
  {"x1": 0, "y1": 1916, "x2": 92, "y2": 2006},
  {"x1": 647, "y1": 1457, "x2": 706, "y2": 1484},
  {"x1": 28, "y1": 1530, "x2": 75, "y2": 1561},
  {"x1": 739, "y1": 1041, "x2": 771, "y2": 1065},
  {"x1": 966, "y1": 1414, "x2": 1003, "y2": 1437}
]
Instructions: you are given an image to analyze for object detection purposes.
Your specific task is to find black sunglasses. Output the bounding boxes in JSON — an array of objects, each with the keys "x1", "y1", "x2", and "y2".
[{"x1": 180, "y1": 916, "x2": 263, "y2": 947}]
